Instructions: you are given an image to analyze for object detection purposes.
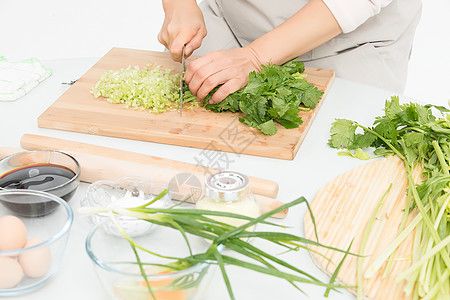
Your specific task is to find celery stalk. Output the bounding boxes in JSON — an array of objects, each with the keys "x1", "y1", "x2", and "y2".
[{"x1": 357, "y1": 185, "x2": 391, "y2": 299}]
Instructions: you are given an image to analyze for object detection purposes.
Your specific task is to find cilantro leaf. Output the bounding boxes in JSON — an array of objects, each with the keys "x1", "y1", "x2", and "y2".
[
  {"x1": 353, "y1": 132, "x2": 377, "y2": 149},
  {"x1": 300, "y1": 85, "x2": 322, "y2": 108},
  {"x1": 275, "y1": 106, "x2": 304, "y2": 129},
  {"x1": 329, "y1": 95, "x2": 450, "y2": 182},
  {"x1": 384, "y1": 95, "x2": 402, "y2": 119},
  {"x1": 257, "y1": 120, "x2": 278, "y2": 135},
  {"x1": 328, "y1": 119, "x2": 358, "y2": 149}
]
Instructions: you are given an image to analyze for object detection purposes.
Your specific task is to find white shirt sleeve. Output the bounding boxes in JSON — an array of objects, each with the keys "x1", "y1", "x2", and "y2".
[{"x1": 322, "y1": 0, "x2": 393, "y2": 33}]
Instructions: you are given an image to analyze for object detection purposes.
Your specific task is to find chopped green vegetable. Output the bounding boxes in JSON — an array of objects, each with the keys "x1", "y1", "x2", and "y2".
[
  {"x1": 329, "y1": 96, "x2": 450, "y2": 299},
  {"x1": 91, "y1": 63, "x2": 195, "y2": 113},
  {"x1": 91, "y1": 59, "x2": 322, "y2": 135},
  {"x1": 184, "y1": 60, "x2": 323, "y2": 135}
]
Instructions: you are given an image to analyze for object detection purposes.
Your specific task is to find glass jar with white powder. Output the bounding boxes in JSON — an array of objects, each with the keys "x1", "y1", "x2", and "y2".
[{"x1": 195, "y1": 171, "x2": 260, "y2": 228}]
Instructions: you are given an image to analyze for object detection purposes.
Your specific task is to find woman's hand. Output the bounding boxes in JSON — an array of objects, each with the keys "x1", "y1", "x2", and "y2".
[
  {"x1": 158, "y1": 0, "x2": 206, "y2": 62},
  {"x1": 184, "y1": 46, "x2": 262, "y2": 104}
]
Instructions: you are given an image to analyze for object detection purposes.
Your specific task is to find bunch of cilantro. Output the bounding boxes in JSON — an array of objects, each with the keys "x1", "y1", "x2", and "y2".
[
  {"x1": 329, "y1": 96, "x2": 450, "y2": 176},
  {"x1": 183, "y1": 60, "x2": 323, "y2": 135},
  {"x1": 329, "y1": 96, "x2": 450, "y2": 298}
]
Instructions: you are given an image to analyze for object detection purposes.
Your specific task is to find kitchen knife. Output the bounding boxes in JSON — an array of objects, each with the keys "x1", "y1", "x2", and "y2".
[{"x1": 179, "y1": 45, "x2": 186, "y2": 118}]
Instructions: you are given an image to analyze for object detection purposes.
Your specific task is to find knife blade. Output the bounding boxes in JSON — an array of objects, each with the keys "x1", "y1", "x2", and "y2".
[{"x1": 179, "y1": 45, "x2": 186, "y2": 118}]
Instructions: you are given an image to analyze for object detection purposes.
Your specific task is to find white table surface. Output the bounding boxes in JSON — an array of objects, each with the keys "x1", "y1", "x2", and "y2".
[{"x1": 0, "y1": 57, "x2": 423, "y2": 300}]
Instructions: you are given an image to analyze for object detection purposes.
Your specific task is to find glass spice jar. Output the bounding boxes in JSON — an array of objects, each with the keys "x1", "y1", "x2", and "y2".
[{"x1": 195, "y1": 171, "x2": 260, "y2": 228}]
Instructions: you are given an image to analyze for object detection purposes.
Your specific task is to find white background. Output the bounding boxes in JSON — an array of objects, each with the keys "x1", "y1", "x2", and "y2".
[
  {"x1": 0, "y1": 2, "x2": 449, "y2": 299},
  {"x1": 0, "y1": 0, "x2": 449, "y2": 107}
]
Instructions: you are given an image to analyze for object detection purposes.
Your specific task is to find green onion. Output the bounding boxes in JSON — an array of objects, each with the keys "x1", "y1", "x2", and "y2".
[{"x1": 80, "y1": 196, "x2": 355, "y2": 299}]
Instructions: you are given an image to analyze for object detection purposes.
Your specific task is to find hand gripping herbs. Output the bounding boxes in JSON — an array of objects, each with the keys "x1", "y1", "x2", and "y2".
[{"x1": 183, "y1": 60, "x2": 324, "y2": 135}]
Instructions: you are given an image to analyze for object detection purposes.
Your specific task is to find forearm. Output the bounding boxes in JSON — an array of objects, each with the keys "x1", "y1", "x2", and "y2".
[
  {"x1": 247, "y1": 0, "x2": 342, "y2": 66},
  {"x1": 159, "y1": 0, "x2": 205, "y2": 60},
  {"x1": 161, "y1": 0, "x2": 197, "y2": 11}
]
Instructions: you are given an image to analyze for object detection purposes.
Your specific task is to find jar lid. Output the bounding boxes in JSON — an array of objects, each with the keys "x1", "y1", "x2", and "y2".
[{"x1": 205, "y1": 171, "x2": 249, "y2": 202}]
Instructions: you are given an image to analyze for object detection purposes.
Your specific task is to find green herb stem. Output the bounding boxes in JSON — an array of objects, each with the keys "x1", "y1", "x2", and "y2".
[
  {"x1": 215, "y1": 197, "x2": 308, "y2": 243},
  {"x1": 82, "y1": 195, "x2": 354, "y2": 300},
  {"x1": 405, "y1": 170, "x2": 450, "y2": 270},
  {"x1": 356, "y1": 123, "x2": 406, "y2": 161},
  {"x1": 432, "y1": 140, "x2": 450, "y2": 176},
  {"x1": 324, "y1": 240, "x2": 354, "y2": 297},
  {"x1": 364, "y1": 204, "x2": 427, "y2": 279},
  {"x1": 381, "y1": 191, "x2": 414, "y2": 279},
  {"x1": 212, "y1": 245, "x2": 235, "y2": 300},
  {"x1": 329, "y1": 97, "x2": 450, "y2": 299},
  {"x1": 357, "y1": 184, "x2": 391, "y2": 299},
  {"x1": 397, "y1": 234, "x2": 450, "y2": 281}
]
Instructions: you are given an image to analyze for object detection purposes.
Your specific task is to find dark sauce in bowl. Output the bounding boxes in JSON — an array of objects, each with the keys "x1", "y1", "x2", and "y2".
[{"x1": 0, "y1": 163, "x2": 78, "y2": 217}]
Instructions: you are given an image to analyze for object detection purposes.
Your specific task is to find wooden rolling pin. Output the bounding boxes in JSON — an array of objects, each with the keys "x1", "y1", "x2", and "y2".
[
  {"x1": 21, "y1": 134, "x2": 279, "y2": 198},
  {"x1": 0, "y1": 146, "x2": 287, "y2": 218},
  {"x1": 0, "y1": 136, "x2": 287, "y2": 218}
]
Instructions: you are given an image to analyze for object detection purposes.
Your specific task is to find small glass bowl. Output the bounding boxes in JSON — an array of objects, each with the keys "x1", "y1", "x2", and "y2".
[
  {"x1": 85, "y1": 220, "x2": 219, "y2": 300},
  {"x1": 0, "y1": 189, "x2": 73, "y2": 296},
  {"x1": 81, "y1": 176, "x2": 173, "y2": 237},
  {"x1": 0, "y1": 150, "x2": 80, "y2": 217}
]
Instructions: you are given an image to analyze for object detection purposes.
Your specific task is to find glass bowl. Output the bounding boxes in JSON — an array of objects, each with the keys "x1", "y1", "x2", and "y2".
[
  {"x1": 0, "y1": 189, "x2": 73, "y2": 296},
  {"x1": 0, "y1": 150, "x2": 80, "y2": 217},
  {"x1": 81, "y1": 176, "x2": 173, "y2": 237},
  {"x1": 86, "y1": 220, "x2": 219, "y2": 300}
]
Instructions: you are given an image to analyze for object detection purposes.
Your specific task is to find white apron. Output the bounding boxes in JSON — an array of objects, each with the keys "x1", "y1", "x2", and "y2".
[{"x1": 195, "y1": 0, "x2": 422, "y2": 93}]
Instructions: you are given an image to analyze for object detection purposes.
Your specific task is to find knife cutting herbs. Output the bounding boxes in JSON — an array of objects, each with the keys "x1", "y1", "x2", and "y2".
[
  {"x1": 90, "y1": 59, "x2": 323, "y2": 135},
  {"x1": 179, "y1": 45, "x2": 186, "y2": 118},
  {"x1": 329, "y1": 96, "x2": 450, "y2": 299}
]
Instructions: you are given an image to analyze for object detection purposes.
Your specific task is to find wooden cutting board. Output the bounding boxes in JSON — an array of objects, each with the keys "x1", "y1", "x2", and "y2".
[
  {"x1": 304, "y1": 156, "x2": 423, "y2": 299},
  {"x1": 38, "y1": 47, "x2": 335, "y2": 160}
]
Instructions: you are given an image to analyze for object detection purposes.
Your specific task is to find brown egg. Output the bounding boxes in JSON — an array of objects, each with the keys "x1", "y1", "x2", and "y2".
[
  {"x1": 0, "y1": 215, "x2": 27, "y2": 251},
  {"x1": 18, "y1": 238, "x2": 52, "y2": 278},
  {"x1": 0, "y1": 256, "x2": 24, "y2": 288}
]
